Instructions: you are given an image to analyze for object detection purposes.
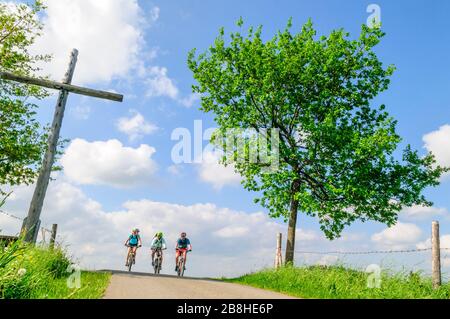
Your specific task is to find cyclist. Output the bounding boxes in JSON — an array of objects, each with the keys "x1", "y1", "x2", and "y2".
[
  {"x1": 124, "y1": 228, "x2": 142, "y2": 266},
  {"x1": 175, "y1": 232, "x2": 192, "y2": 272},
  {"x1": 151, "y1": 232, "x2": 167, "y2": 269}
]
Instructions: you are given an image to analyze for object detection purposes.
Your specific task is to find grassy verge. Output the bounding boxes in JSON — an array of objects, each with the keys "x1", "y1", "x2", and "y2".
[
  {"x1": 0, "y1": 239, "x2": 111, "y2": 299},
  {"x1": 32, "y1": 271, "x2": 111, "y2": 299},
  {"x1": 226, "y1": 266, "x2": 450, "y2": 299}
]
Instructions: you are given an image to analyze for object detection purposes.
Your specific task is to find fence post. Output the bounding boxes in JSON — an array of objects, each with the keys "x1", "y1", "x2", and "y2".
[
  {"x1": 21, "y1": 217, "x2": 41, "y2": 243},
  {"x1": 50, "y1": 224, "x2": 58, "y2": 250},
  {"x1": 432, "y1": 221, "x2": 441, "y2": 289},
  {"x1": 275, "y1": 233, "x2": 283, "y2": 269}
]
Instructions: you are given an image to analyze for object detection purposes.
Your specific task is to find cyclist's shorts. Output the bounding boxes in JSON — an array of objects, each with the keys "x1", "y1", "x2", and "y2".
[
  {"x1": 175, "y1": 248, "x2": 187, "y2": 257},
  {"x1": 129, "y1": 243, "x2": 138, "y2": 247}
]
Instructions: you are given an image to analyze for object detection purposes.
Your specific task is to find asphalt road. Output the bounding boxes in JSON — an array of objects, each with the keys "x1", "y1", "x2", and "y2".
[{"x1": 102, "y1": 271, "x2": 295, "y2": 299}]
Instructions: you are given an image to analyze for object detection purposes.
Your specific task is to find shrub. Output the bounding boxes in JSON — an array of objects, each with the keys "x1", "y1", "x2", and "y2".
[
  {"x1": 0, "y1": 240, "x2": 71, "y2": 298},
  {"x1": 45, "y1": 248, "x2": 71, "y2": 279}
]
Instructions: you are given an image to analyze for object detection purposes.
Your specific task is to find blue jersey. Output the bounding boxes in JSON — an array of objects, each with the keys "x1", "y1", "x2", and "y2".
[
  {"x1": 129, "y1": 234, "x2": 140, "y2": 245},
  {"x1": 177, "y1": 238, "x2": 191, "y2": 249}
]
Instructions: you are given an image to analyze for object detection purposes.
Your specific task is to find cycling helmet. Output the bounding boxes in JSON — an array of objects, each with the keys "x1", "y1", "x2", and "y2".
[
  {"x1": 133, "y1": 228, "x2": 140, "y2": 233},
  {"x1": 156, "y1": 232, "x2": 163, "y2": 238},
  {"x1": 181, "y1": 232, "x2": 187, "y2": 238}
]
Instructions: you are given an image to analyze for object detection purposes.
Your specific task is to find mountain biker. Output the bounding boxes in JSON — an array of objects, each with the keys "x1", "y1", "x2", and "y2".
[
  {"x1": 175, "y1": 232, "x2": 192, "y2": 272},
  {"x1": 151, "y1": 232, "x2": 167, "y2": 269},
  {"x1": 125, "y1": 228, "x2": 142, "y2": 266}
]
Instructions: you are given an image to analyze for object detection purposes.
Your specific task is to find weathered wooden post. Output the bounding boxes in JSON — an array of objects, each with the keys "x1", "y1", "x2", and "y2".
[
  {"x1": 0, "y1": 48, "x2": 124, "y2": 243},
  {"x1": 275, "y1": 233, "x2": 283, "y2": 269},
  {"x1": 50, "y1": 224, "x2": 58, "y2": 249},
  {"x1": 21, "y1": 217, "x2": 41, "y2": 243},
  {"x1": 22, "y1": 49, "x2": 78, "y2": 243},
  {"x1": 432, "y1": 221, "x2": 441, "y2": 289}
]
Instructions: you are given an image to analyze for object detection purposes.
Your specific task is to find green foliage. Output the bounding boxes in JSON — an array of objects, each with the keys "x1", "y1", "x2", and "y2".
[
  {"x1": 0, "y1": 237, "x2": 24, "y2": 268},
  {"x1": 33, "y1": 272, "x2": 111, "y2": 299},
  {"x1": 45, "y1": 248, "x2": 71, "y2": 279},
  {"x1": 227, "y1": 266, "x2": 450, "y2": 299},
  {"x1": 188, "y1": 19, "x2": 448, "y2": 239},
  {"x1": 0, "y1": 1, "x2": 51, "y2": 195},
  {"x1": 0, "y1": 240, "x2": 110, "y2": 299}
]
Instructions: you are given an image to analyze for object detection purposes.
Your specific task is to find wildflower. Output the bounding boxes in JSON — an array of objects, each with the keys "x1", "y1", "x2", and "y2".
[{"x1": 17, "y1": 268, "x2": 27, "y2": 277}]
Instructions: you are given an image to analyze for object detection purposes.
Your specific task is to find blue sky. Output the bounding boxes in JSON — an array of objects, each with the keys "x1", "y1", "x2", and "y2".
[
  {"x1": 38, "y1": 0, "x2": 450, "y2": 210},
  {"x1": 1, "y1": 0, "x2": 450, "y2": 277}
]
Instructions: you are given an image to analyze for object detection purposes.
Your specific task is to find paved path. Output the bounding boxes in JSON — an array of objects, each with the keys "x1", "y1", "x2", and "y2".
[{"x1": 102, "y1": 271, "x2": 295, "y2": 299}]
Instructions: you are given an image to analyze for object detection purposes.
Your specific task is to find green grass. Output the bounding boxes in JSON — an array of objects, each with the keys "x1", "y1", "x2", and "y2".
[
  {"x1": 226, "y1": 266, "x2": 450, "y2": 299},
  {"x1": 0, "y1": 239, "x2": 111, "y2": 299},
  {"x1": 32, "y1": 271, "x2": 111, "y2": 299}
]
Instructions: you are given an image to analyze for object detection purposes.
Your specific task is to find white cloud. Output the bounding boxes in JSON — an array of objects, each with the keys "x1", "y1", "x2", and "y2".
[
  {"x1": 423, "y1": 124, "x2": 450, "y2": 177},
  {"x1": 0, "y1": 181, "x2": 320, "y2": 278},
  {"x1": 149, "y1": 6, "x2": 160, "y2": 22},
  {"x1": 167, "y1": 165, "x2": 183, "y2": 176},
  {"x1": 416, "y1": 234, "x2": 450, "y2": 250},
  {"x1": 371, "y1": 222, "x2": 423, "y2": 249},
  {"x1": 317, "y1": 255, "x2": 339, "y2": 266},
  {"x1": 179, "y1": 93, "x2": 201, "y2": 108},
  {"x1": 146, "y1": 66, "x2": 179, "y2": 99},
  {"x1": 70, "y1": 105, "x2": 91, "y2": 120},
  {"x1": 116, "y1": 110, "x2": 158, "y2": 141},
  {"x1": 296, "y1": 229, "x2": 320, "y2": 241},
  {"x1": 214, "y1": 226, "x2": 249, "y2": 238},
  {"x1": 60, "y1": 139, "x2": 157, "y2": 188},
  {"x1": 443, "y1": 257, "x2": 450, "y2": 268},
  {"x1": 32, "y1": 0, "x2": 151, "y2": 84},
  {"x1": 400, "y1": 205, "x2": 448, "y2": 221},
  {"x1": 198, "y1": 151, "x2": 242, "y2": 190},
  {"x1": 416, "y1": 235, "x2": 450, "y2": 268},
  {"x1": 8, "y1": 1, "x2": 197, "y2": 112},
  {"x1": 145, "y1": 67, "x2": 200, "y2": 108}
]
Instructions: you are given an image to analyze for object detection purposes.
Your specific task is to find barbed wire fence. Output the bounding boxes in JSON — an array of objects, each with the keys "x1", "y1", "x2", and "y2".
[
  {"x1": 292, "y1": 247, "x2": 450, "y2": 255},
  {"x1": 290, "y1": 248, "x2": 449, "y2": 276},
  {"x1": 0, "y1": 209, "x2": 58, "y2": 247},
  {"x1": 274, "y1": 221, "x2": 449, "y2": 288}
]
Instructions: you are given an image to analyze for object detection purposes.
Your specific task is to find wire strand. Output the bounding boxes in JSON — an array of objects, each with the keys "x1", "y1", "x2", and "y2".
[
  {"x1": 288, "y1": 247, "x2": 450, "y2": 255},
  {"x1": 0, "y1": 209, "x2": 52, "y2": 233},
  {"x1": 0, "y1": 209, "x2": 24, "y2": 221}
]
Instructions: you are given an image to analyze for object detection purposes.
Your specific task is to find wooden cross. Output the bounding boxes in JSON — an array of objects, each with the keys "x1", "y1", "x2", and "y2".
[{"x1": 0, "y1": 49, "x2": 124, "y2": 243}]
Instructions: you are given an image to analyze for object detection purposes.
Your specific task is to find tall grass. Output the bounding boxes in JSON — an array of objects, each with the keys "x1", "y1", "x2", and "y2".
[
  {"x1": 227, "y1": 265, "x2": 450, "y2": 299},
  {"x1": 0, "y1": 239, "x2": 110, "y2": 299}
]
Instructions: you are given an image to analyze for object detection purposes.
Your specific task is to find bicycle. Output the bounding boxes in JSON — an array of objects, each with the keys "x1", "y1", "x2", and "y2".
[
  {"x1": 153, "y1": 248, "x2": 163, "y2": 274},
  {"x1": 176, "y1": 249, "x2": 191, "y2": 277},
  {"x1": 125, "y1": 244, "x2": 141, "y2": 272}
]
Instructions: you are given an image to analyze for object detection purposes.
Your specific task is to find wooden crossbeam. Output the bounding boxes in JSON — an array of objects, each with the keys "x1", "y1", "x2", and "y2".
[
  {"x1": 4, "y1": 49, "x2": 124, "y2": 243},
  {"x1": 0, "y1": 71, "x2": 123, "y2": 102}
]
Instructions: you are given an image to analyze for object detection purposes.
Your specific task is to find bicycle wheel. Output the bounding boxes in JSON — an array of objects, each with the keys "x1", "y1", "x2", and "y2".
[
  {"x1": 154, "y1": 258, "x2": 159, "y2": 274},
  {"x1": 181, "y1": 259, "x2": 185, "y2": 277},
  {"x1": 128, "y1": 254, "x2": 133, "y2": 272},
  {"x1": 177, "y1": 258, "x2": 184, "y2": 277}
]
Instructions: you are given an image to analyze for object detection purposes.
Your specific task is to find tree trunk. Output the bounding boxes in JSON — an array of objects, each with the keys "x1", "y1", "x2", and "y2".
[{"x1": 285, "y1": 179, "x2": 300, "y2": 265}]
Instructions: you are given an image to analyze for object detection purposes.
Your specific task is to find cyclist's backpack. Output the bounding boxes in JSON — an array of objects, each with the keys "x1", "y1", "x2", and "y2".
[{"x1": 129, "y1": 234, "x2": 139, "y2": 245}]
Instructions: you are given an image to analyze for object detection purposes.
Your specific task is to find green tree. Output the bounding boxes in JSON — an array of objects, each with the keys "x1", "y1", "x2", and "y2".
[
  {"x1": 0, "y1": 1, "x2": 50, "y2": 199},
  {"x1": 188, "y1": 19, "x2": 447, "y2": 264}
]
